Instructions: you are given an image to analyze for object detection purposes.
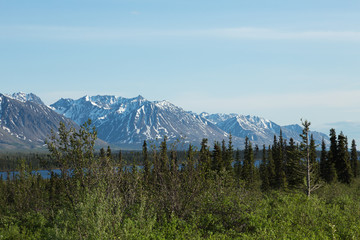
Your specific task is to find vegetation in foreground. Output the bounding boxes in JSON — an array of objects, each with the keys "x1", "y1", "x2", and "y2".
[{"x1": 0, "y1": 120, "x2": 359, "y2": 239}]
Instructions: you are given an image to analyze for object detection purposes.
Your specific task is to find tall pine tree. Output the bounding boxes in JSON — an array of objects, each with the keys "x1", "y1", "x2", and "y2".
[
  {"x1": 212, "y1": 141, "x2": 222, "y2": 172},
  {"x1": 260, "y1": 145, "x2": 270, "y2": 191},
  {"x1": 199, "y1": 138, "x2": 211, "y2": 176},
  {"x1": 337, "y1": 132, "x2": 352, "y2": 184},
  {"x1": 351, "y1": 139, "x2": 358, "y2": 178},
  {"x1": 328, "y1": 128, "x2": 338, "y2": 183},
  {"x1": 143, "y1": 140, "x2": 150, "y2": 182},
  {"x1": 242, "y1": 137, "x2": 255, "y2": 184},
  {"x1": 286, "y1": 138, "x2": 302, "y2": 189},
  {"x1": 300, "y1": 120, "x2": 321, "y2": 197}
]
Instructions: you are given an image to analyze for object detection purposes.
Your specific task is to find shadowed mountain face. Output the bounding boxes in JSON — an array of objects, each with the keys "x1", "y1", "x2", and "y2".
[{"x1": 0, "y1": 93, "x2": 74, "y2": 150}]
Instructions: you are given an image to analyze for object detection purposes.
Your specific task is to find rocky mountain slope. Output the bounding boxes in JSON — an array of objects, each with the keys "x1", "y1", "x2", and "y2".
[
  {"x1": 201, "y1": 113, "x2": 329, "y2": 145},
  {"x1": 0, "y1": 93, "x2": 75, "y2": 150},
  {"x1": 52, "y1": 95, "x2": 329, "y2": 148},
  {"x1": 51, "y1": 95, "x2": 233, "y2": 148},
  {"x1": 0, "y1": 92, "x2": 330, "y2": 150}
]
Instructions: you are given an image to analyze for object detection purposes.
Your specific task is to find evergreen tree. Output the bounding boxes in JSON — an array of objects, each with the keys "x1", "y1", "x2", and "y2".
[
  {"x1": 337, "y1": 132, "x2": 352, "y2": 184},
  {"x1": 159, "y1": 136, "x2": 169, "y2": 174},
  {"x1": 351, "y1": 139, "x2": 358, "y2": 178},
  {"x1": 260, "y1": 145, "x2": 270, "y2": 191},
  {"x1": 328, "y1": 128, "x2": 338, "y2": 180},
  {"x1": 234, "y1": 148, "x2": 242, "y2": 180},
  {"x1": 300, "y1": 120, "x2": 320, "y2": 197},
  {"x1": 143, "y1": 140, "x2": 150, "y2": 182},
  {"x1": 309, "y1": 135, "x2": 319, "y2": 181},
  {"x1": 226, "y1": 134, "x2": 234, "y2": 171},
  {"x1": 100, "y1": 148, "x2": 106, "y2": 159},
  {"x1": 212, "y1": 141, "x2": 222, "y2": 172},
  {"x1": 221, "y1": 139, "x2": 227, "y2": 171},
  {"x1": 242, "y1": 137, "x2": 255, "y2": 184},
  {"x1": 273, "y1": 133, "x2": 287, "y2": 190},
  {"x1": 319, "y1": 139, "x2": 327, "y2": 181},
  {"x1": 199, "y1": 138, "x2": 211, "y2": 175},
  {"x1": 170, "y1": 148, "x2": 177, "y2": 175},
  {"x1": 267, "y1": 146, "x2": 276, "y2": 188},
  {"x1": 106, "y1": 146, "x2": 112, "y2": 159},
  {"x1": 286, "y1": 138, "x2": 302, "y2": 189},
  {"x1": 186, "y1": 144, "x2": 195, "y2": 175}
]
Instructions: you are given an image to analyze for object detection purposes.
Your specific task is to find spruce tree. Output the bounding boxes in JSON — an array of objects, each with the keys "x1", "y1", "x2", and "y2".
[
  {"x1": 199, "y1": 138, "x2": 211, "y2": 176},
  {"x1": 106, "y1": 146, "x2": 112, "y2": 159},
  {"x1": 100, "y1": 148, "x2": 106, "y2": 159},
  {"x1": 234, "y1": 148, "x2": 242, "y2": 180},
  {"x1": 273, "y1": 133, "x2": 287, "y2": 190},
  {"x1": 159, "y1": 136, "x2": 169, "y2": 174},
  {"x1": 309, "y1": 135, "x2": 319, "y2": 181},
  {"x1": 337, "y1": 132, "x2": 352, "y2": 184},
  {"x1": 170, "y1": 148, "x2": 177, "y2": 175},
  {"x1": 286, "y1": 138, "x2": 302, "y2": 189},
  {"x1": 351, "y1": 139, "x2": 358, "y2": 178},
  {"x1": 260, "y1": 145, "x2": 270, "y2": 191},
  {"x1": 300, "y1": 120, "x2": 321, "y2": 197},
  {"x1": 186, "y1": 144, "x2": 195, "y2": 175},
  {"x1": 226, "y1": 134, "x2": 234, "y2": 171},
  {"x1": 212, "y1": 142, "x2": 222, "y2": 172},
  {"x1": 242, "y1": 137, "x2": 255, "y2": 184},
  {"x1": 143, "y1": 140, "x2": 150, "y2": 182},
  {"x1": 221, "y1": 139, "x2": 227, "y2": 171},
  {"x1": 319, "y1": 139, "x2": 327, "y2": 181},
  {"x1": 267, "y1": 146, "x2": 276, "y2": 188}
]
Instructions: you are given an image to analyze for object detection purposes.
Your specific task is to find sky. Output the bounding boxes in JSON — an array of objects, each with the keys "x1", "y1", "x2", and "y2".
[{"x1": 1, "y1": 0, "x2": 360, "y2": 142}]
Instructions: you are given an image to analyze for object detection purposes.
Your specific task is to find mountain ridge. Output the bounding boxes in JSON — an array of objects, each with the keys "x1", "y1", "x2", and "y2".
[
  {"x1": 51, "y1": 94, "x2": 329, "y2": 148},
  {"x1": 0, "y1": 92, "x2": 330, "y2": 150}
]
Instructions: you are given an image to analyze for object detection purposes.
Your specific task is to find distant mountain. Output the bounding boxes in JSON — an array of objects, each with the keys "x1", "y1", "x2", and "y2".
[
  {"x1": 6, "y1": 92, "x2": 45, "y2": 105},
  {"x1": 0, "y1": 92, "x2": 330, "y2": 150},
  {"x1": 51, "y1": 95, "x2": 234, "y2": 148},
  {"x1": 0, "y1": 93, "x2": 74, "y2": 150},
  {"x1": 201, "y1": 113, "x2": 329, "y2": 145}
]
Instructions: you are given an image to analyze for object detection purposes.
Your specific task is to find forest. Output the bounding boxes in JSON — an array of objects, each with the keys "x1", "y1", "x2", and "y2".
[{"x1": 0, "y1": 120, "x2": 360, "y2": 239}]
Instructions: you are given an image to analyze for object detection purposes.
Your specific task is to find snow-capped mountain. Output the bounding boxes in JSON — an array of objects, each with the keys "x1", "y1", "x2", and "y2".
[
  {"x1": 0, "y1": 92, "x2": 330, "y2": 150},
  {"x1": 51, "y1": 95, "x2": 233, "y2": 148},
  {"x1": 201, "y1": 113, "x2": 329, "y2": 145},
  {"x1": 0, "y1": 93, "x2": 74, "y2": 149},
  {"x1": 6, "y1": 92, "x2": 45, "y2": 105}
]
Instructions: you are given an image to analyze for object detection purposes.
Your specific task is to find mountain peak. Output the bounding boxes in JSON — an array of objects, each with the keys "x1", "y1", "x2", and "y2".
[{"x1": 5, "y1": 92, "x2": 45, "y2": 105}]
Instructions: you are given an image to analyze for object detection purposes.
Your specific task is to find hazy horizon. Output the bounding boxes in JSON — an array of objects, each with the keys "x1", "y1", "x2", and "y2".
[{"x1": 1, "y1": 0, "x2": 360, "y2": 142}]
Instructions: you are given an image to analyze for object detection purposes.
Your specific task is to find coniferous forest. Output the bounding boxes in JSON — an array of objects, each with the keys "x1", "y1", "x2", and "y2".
[{"x1": 1, "y1": 120, "x2": 360, "y2": 239}]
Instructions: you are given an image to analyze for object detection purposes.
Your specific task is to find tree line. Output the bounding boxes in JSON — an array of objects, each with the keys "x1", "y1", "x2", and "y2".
[{"x1": 0, "y1": 119, "x2": 359, "y2": 238}]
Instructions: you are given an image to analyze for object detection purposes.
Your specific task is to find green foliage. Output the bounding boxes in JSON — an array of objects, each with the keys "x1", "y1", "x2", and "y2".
[
  {"x1": 337, "y1": 132, "x2": 352, "y2": 184},
  {"x1": 2, "y1": 121, "x2": 360, "y2": 239},
  {"x1": 242, "y1": 137, "x2": 255, "y2": 186},
  {"x1": 286, "y1": 138, "x2": 303, "y2": 189},
  {"x1": 243, "y1": 190, "x2": 360, "y2": 239},
  {"x1": 351, "y1": 139, "x2": 358, "y2": 178}
]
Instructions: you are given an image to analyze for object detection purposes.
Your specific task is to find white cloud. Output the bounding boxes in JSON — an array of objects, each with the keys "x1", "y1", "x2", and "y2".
[
  {"x1": 175, "y1": 89, "x2": 360, "y2": 113},
  {"x1": 1, "y1": 25, "x2": 360, "y2": 42}
]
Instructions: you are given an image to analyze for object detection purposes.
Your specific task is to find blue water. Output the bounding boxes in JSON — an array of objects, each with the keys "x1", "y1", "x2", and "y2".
[
  {"x1": 0, "y1": 161, "x2": 261, "y2": 180},
  {"x1": 0, "y1": 169, "x2": 61, "y2": 180}
]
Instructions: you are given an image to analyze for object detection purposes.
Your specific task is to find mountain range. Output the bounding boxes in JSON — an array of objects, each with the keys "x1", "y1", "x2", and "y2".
[
  {"x1": 0, "y1": 92, "x2": 329, "y2": 150},
  {"x1": 0, "y1": 93, "x2": 73, "y2": 150}
]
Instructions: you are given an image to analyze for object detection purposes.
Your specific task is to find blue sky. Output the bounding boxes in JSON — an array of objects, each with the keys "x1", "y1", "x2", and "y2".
[{"x1": 1, "y1": 0, "x2": 360, "y2": 142}]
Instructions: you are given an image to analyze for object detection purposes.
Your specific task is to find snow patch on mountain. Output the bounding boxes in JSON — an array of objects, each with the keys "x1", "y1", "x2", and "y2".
[
  {"x1": 51, "y1": 95, "x2": 233, "y2": 147},
  {"x1": 6, "y1": 92, "x2": 45, "y2": 105}
]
